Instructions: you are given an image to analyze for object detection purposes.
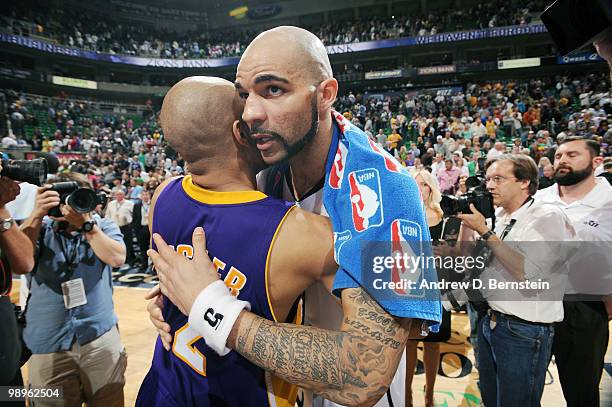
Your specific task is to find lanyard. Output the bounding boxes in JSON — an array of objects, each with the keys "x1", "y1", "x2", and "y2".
[
  {"x1": 498, "y1": 197, "x2": 534, "y2": 240},
  {"x1": 499, "y1": 220, "x2": 517, "y2": 241},
  {"x1": 58, "y1": 232, "x2": 82, "y2": 277}
]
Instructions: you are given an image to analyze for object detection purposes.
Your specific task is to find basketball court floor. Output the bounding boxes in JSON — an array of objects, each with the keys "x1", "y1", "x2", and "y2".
[{"x1": 13, "y1": 281, "x2": 612, "y2": 406}]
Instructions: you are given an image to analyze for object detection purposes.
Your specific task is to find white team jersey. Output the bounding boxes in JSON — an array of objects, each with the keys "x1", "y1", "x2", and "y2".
[{"x1": 257, "y1": 169, "x2": 406, "y2": 407}]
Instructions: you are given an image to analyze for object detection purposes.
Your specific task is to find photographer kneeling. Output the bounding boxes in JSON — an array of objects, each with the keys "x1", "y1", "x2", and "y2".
[
  {"x1": 0, "y1": 163, "x2": 35, "y2": 401},
  {"x1": 20, "y1": 172, "x2": 127, "y2": 406},
  {"x1": 442, "y1": 154, "x2": 575, "y2": 407}
]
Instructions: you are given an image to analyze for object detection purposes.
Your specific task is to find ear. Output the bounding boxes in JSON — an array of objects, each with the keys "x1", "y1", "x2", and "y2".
[
  {"x1": 318, "y1": 78, "x2": 339, "y2": 112},
  {"x1": 593, "y1": 155, "x2": 604, "y2": 169},
  {"x1": 232, "y1": 120, "x2": 250, "y2": 148},
  {"x1": 520, "y1": 179, "x2": 531, "y2": 191}
]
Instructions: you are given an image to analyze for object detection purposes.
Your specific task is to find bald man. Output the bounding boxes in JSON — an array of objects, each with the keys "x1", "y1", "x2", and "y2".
[
  {"x1": 138, "y1": 77, "x2": 419, "y2": 407},
  {"x1": 150, "y1": 27, "x2": 442, "y2": 407}
]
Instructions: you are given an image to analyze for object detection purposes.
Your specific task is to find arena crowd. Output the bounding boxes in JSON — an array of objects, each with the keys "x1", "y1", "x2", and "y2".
[{"x1": 2, "y1": 0, "x2": 546, "y2": 59}]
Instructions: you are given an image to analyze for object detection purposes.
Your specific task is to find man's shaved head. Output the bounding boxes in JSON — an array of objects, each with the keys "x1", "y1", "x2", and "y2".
[
  {"x1": 160, "y1": 76, "x2": 242, "y2": 174},
  {"x1": 239, "y1": 26, "x2": 332, "y2": 84}
]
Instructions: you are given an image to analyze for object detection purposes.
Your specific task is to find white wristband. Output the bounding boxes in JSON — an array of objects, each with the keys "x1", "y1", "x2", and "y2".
[{"x1": 188, "y1": 280, "x2": 250, "y2": 356}]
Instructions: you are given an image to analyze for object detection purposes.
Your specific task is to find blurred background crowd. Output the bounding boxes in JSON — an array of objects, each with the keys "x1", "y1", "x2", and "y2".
[{"x1": 2, "y1": 0, "x2": 547, "y2": 59}]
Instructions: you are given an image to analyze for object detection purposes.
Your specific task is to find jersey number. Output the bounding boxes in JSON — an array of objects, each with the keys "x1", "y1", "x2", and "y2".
[{"x1": 172, "y1": 324, "x2": 207, "y2": 376}]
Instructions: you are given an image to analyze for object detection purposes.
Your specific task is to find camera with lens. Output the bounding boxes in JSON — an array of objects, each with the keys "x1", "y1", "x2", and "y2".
[
  {"x1": 440, "y1": 173, "x2": 495, "y2": 218},
  {"x1": 48, "y1": 181, "x2": 108, "y2": 218},
  {"x1": 0, "y1": 158, "x2": 47, "y2": 186}
]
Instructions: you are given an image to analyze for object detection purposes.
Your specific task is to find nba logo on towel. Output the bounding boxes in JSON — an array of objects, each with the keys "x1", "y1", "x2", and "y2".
[
  {"x1": 348, "y1": 169, "x2": 383, "y2": 232},
  {"x1": 329, "y1": 141, "x2": 348, "y2": 189},
  {"x1": 391, "y1": 219, "x2": 423, "y2": 295},
  {"x1": 367, "y1": 138, "x2": 404, "y2": 174}
]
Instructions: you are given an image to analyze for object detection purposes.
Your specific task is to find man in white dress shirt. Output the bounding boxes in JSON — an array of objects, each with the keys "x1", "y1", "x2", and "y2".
[
  {"x1": 105, "y1": 190, "x2": 134, "y2": 266},
  {"x1": 457, "y1": 154, "x2": 575, "y2": 407}
]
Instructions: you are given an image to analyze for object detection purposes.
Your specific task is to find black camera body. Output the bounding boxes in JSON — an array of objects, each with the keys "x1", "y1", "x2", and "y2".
[
  {"x1": 48, "y1": 181, "x2": 108, "y2": 218},
  {"x1": 541, "y1": 0, "x2": 612, "y2": 55},
  {"x1": 440, "y1": 174, "x2": 495, "y2": 218},
  {"x1": 0, "y1": 158, "x2": 47, "y2": 186}
]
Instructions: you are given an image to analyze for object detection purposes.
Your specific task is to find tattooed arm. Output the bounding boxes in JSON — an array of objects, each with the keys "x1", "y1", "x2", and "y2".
[
  {"x1": 228, "y1": 287, "x2": 415, "y2": 406},
  {"x1": 233, "y1": 209, "x2": 417, "y2": 405}
]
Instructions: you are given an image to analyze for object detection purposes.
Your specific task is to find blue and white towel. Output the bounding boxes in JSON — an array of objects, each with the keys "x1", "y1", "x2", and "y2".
[{"x1": 324, "y1": 111, "x2": 441, "y2": 329}]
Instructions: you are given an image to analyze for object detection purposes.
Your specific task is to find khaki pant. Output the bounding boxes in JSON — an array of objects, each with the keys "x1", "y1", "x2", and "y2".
[{"x1": 28, "y1": 326, "x2": 127, "y2": 407}]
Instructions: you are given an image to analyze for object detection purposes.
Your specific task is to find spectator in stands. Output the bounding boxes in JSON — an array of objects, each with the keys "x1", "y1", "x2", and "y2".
[
  {"x1": 487, "y1": 141, "x2": 506, "y2": 160},
  {"x1": 539, "y1": 164, "x2": 555, "y2": 189},
  {"x1": 453, "y1": 152, "x2": 469, "y2": 177},
  {"x1": 437, "y1": 159, "x2": 461, "y2": 194},
  {"x1": 386, "y1": 128, "x2": 402, "y2": 155},
  {"x1": 485, "y1": 116, "x2": 497, "y2": 139},
  {"x1": 421, "y1": 148, "x2": 435, "y2": 168},
  {"x1": 455, "y1": 175, "x2": 469, "y2": 196},
  {"x1": 430, "y1": 153, "x2": 445, "y2": 177},
  {"x1": 471, "y1": 119, "x2": 487, "y2": 140},
  {"x1": 538, "y1": 156, "x2": 552, "y2": 176},
  {"x1": 132, "y1": 189, "x2": 151, "y2": 272},
  {"x1": 523, "y1": 130, "x2": 536, "y2": 148},
  {"x1": 413, "y1": 157, "x2": 424, "y2": 171},
  {"x1": 467, "y1": 152, "x2": 480, "y2": 176},
  {"x1": 128, "y1": 178, "x2": 144, "y2": 201},
  {"x1": 442, "y1": 130, "x2": 456, "y2": 158},
  {"x1": 511, "y1": 138, "x2": 523, "y2": 154},
  {"x1": 434, "y1": 136, "x2": 446, "y2": 157},
  {"x1": 5, "y1": 0, "x2": 550, "y2": 59}
]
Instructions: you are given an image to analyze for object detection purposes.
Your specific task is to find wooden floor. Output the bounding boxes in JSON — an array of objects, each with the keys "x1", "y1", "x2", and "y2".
[{"x1": 14, "y1": 284, "x2": 612, "y2": 406}]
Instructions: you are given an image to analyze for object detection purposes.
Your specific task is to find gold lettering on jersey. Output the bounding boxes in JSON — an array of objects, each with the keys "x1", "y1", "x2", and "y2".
[
  {"x1": 169, "y1": 245, "x2": 247, "y2": 297},
  {"x1": 212, "y1": 257, "x2": 226, "y2": 276},
  {"x1": 224, "y1": 267, "x2": 247, "y2": 297}
]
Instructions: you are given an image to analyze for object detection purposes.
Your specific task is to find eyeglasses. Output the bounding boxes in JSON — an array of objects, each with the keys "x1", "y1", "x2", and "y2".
[{"x1": 485, "y1": 175, "x2": 516, "y2": 185}]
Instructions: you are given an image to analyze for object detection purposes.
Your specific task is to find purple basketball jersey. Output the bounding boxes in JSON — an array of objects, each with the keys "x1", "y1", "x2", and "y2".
[{"x1": 136, "y1": 176, "x2": 299, "y2": 407}]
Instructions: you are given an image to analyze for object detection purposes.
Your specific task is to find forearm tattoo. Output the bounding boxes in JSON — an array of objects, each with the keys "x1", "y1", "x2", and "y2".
[{"x1": 233, "y1": 288, "x2": 409, "y2": 405}]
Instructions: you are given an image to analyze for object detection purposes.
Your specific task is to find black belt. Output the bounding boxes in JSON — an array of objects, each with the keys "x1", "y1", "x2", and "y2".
[{"x1": 487, "y1": 308, "x2": 554, "y2": 327}]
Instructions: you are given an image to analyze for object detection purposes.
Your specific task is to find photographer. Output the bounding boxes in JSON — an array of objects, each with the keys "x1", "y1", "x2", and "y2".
[
  {"x1": 0, "y1": 164, "x2": 34, "y2": 397},
  {"x1": 19, "y1": 172, "x2": 127, "y2": 406},
  {"x1": 452, "y1": 154, "x2": 575, "y2": 407}
]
